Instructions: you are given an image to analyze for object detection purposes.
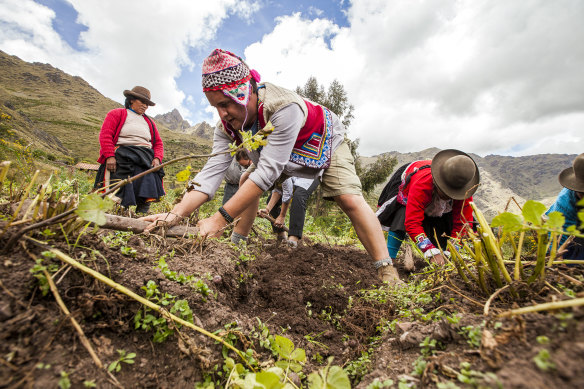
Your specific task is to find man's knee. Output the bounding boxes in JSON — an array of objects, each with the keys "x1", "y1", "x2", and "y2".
[{"x1": 334, "y1": 193, "x2": 365, "y2": 213}]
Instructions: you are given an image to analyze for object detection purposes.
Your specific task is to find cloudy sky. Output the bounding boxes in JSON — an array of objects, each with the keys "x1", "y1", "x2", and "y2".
[{"x1": 1, "y1": 0, "x2": 583, "y2": 157}]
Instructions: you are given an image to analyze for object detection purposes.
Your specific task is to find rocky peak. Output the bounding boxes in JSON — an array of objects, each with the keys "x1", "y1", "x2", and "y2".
[{"x1": 154, "y1": 109, "x2": 190, "y2": 131}]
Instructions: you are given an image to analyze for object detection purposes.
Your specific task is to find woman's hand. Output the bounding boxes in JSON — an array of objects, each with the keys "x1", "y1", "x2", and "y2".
[
  {"x1": 106, "y1": 156, "x2": 116, "y2": 172},
  {"x1": 151, "y1": 158, "x2": 160, "y2": 167}
]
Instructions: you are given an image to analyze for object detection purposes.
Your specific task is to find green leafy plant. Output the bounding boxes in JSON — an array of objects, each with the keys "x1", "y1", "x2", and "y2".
[
  {"x1": 251, "y1": 318, "x2": 275, "y2": 351},
  {"x1": 134, "y1": 281, "x2": 194, "y2": 342},
  {"x1": 108, "y1": 349, "x2": 136, "y2": 373},
  {"x1": 30, "y1": 253, "x2": 59, "y2": 296},
  {"x1": 58, "y1": 371, "x2": 71, "y2": 389},
  {"x1": 308, "y1": 357, "x2": 351, "y2": 389},
  {"x1": 345, "y1": 351, "x2": 372, "y2": 381},
  {"x1": 533, "y1": 349, "x2": 556, "y2": 371},
  {"x1": 419, "y1": 336, "x2": 438, "y2": 356},
  {"x1": 457, "y1": 362, "x2": 501, "y2": 387},
  {"x1": 75, "y1": 193, "x2": 114, "y2": 225},
  {"x1": 120, "y1": 246, "x2": 137, "y2": 257},
  {"x1": 459, "y1": 324, "x2": 482, "y2": 348},
  {"x1": 157, "y1": 256, "x2": 212, "y2": 299},
  {"x1": 366, "y1": 378, "x2": 394, "y2": 389},
  {"x1": 272, "y1": 335, "x2": 306, "y2": 373}
]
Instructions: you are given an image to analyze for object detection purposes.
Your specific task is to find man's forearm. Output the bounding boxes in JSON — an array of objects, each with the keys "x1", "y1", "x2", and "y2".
[
  {"x1": 172, "y1": 190, "x2": 209, "y2": 217},
  {"x1": 223, "y1": 179, "x2": 264, "y2": 218},
  {"x1": 266, "y1": 191, "x2": 282, "y2": 212},
  {"x1": 279, "y1": 201, "x2": 290, "y2": 219}
]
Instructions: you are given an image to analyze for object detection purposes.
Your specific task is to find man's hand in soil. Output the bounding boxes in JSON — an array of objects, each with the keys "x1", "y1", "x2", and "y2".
[
  {"x1": 140, "y1": 212, "x2": 182, "y2": 233},
  {"x1": 197, "y1": 212, "x2": 228, "y2": 238}
]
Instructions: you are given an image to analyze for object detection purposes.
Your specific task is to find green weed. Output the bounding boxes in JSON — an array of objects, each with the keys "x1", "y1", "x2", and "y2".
[{"x1": 108, "y1": 349, "x2": 136, "y2": 373}]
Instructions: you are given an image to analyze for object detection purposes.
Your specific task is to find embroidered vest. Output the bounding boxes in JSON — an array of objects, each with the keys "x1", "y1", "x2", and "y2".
[{"x1": 219, "y1": 82, "x2": 333, "y2": 169}]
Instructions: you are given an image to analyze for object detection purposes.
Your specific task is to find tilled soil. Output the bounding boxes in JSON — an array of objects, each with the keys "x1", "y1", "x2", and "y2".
[{"x1": 0, "y1": 228, "x2": 583, "y2": 388}]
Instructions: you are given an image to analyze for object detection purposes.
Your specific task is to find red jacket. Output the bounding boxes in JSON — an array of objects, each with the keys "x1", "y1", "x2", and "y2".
[
  {"x1": 401, "y1": 160, "x2": 473, "y2": 252},
  {"x1": 97, "y1": 108, "x2": 164, "y2": 164}
]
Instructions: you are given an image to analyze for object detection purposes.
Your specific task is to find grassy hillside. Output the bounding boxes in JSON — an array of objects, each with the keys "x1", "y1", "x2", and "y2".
[{"x1": 0, "y1": 50, "x2": 210, "y2": 169}]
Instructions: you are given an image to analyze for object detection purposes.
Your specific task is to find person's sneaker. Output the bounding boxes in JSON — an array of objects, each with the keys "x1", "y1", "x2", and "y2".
[
  {"x1": 287, "y1": 239, "x2": 298, "y2": 248},
  {"x1": 377, "y1": 265, "x2": 404, "y2": 286}
]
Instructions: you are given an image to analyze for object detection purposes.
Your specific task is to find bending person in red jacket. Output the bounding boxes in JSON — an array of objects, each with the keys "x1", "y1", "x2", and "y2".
[
  {"x1": 94, "y1": 86, "x2": 165, "y2": 214},
  {"x1": 376, "y1": 149, "x2": 479, "y2": 265}
]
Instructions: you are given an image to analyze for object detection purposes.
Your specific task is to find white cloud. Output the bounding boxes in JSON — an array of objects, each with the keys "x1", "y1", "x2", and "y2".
[
  {"x1": 1, "y1": 0, "x2": 583, "y2": 157},
  {"x1": 243, "y1": 0, "x2": 584, "y2": 156},
  {"x1": 0, "y1": 0, "x2": 260, "y2": 117}
]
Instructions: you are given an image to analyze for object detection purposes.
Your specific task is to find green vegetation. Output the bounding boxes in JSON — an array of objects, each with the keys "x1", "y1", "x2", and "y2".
[
  {"x1": 108, "y1": 349, "x2": 136, "y2": 373},
  {"x1": 133, "y1": 280, "x2": 194, "y2": 343}
]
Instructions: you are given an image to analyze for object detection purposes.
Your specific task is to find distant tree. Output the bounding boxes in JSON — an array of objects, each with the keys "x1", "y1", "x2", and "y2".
[
  {"x1": 296, "y1": 77, "x2": 354, "y2": 128},
  {"x1": 324, "y1": 80, "x2": 354, "y2": 128},
  {"x1": 295, "y1": 76, "x2": 325, "y2": 104},
  {"x1": 359, "y1": 154, "x2": 397, "y2": 194}
]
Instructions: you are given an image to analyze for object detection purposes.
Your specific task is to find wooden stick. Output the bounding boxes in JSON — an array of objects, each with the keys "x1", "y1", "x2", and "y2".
[
  {"x1": 258, "y1": 213, "x2": 289, "y2": 233},
  {"x1": 101, "y1": 214, "x2": 198, "y2": 237}
]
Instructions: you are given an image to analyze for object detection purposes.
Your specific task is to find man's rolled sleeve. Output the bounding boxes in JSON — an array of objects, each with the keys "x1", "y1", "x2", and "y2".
[{"x1": 188, "y1": 125, "x2": 234, "y2": 199}]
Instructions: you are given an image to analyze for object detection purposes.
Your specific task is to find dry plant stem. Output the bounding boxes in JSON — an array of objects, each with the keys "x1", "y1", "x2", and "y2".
[
  {"x1": 484, "y1": 285, "x2": 511, "y2": 316},
  {"x1": 527, "y1": 232, "x2": 548, "y2": 283},
  {"x1": 471, "y1": 202, "x2": 513, "y2": 286},
  {"x1": 42, "y1": 268, "x2": 104, "y2": 369},
  {"x1": 549, "y1": 268, "x2": 584, "y2": 286},
  {"x1": 445, "y1": 283, "x2": 484, "y2": 307},
  {"x1": 498, "y1": 297, "x2": 584, "y2": 318},
  {"x1": 547, "y1": 232, "x2": 558, "y2": 268},
  {"x1": 0, "y1": 161, "x2": 11, "y2": 184},
  {"x1": 554, "y1": 260, "x2": 584, "y2": 265},
  {"x1": 25, "y1": 237, "x2": 255, "y2": 372},
  {"x1": 4, "y1": 130, "x2": 273, "y2": 252},
  {"x1": 0, "y1": 169, "x2": 39, "y2": 238},
  {"x1": 544, "y1": 281, "x2": 564, "y2": 296},
  {"x1": 447, "y1": 242, "x2": 471, "y2": 284},
  {"x1": 514, "y1": 231, "x2": 525, "y2": 281}
]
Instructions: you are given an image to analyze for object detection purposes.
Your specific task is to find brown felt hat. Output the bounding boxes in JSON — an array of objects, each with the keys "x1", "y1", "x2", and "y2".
[
  {"x1": 559, "y1": 153, "x2": 584, "y2": 192},
  {"x1": 123, "y1": 86, "x2": 155, "y2": 106},
  {"x1": 431, "y1": 149, "x2": 480, "y2": 200}
]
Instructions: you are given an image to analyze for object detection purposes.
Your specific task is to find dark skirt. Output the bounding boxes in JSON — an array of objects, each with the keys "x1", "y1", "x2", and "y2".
[
  {"x1": 564, "y1": 237, "x2": 584, "y2": 260},
  {"x1": 94, "y1": 145, "x2": 165, "y2": 207}
]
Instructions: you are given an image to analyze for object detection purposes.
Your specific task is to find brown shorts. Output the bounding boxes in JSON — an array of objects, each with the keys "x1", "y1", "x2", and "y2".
[{"x1": 320, "y1": 138, "x2": 363, "y2": 199}]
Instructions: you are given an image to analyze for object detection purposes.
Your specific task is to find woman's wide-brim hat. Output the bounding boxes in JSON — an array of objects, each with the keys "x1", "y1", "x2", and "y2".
[
  {"x1": 559, "y1": 153, "x2": 584, "y2": 192},
  {"x1": 431, "y1": 149, "x2": 480, "y2": 200},
  {"x1": 123, "y1": 86, "x2": 155, "y2": 106}
]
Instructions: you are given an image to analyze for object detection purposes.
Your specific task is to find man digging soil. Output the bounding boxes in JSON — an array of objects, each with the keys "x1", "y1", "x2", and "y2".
[{"x1": 141, "y1": 49, "x2": 402, "y2": 285}]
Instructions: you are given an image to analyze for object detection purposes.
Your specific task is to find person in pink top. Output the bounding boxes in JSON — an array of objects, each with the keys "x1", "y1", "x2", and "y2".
[{"x1": 94, "y1": 86, "x2": 165, "y2": 214}]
